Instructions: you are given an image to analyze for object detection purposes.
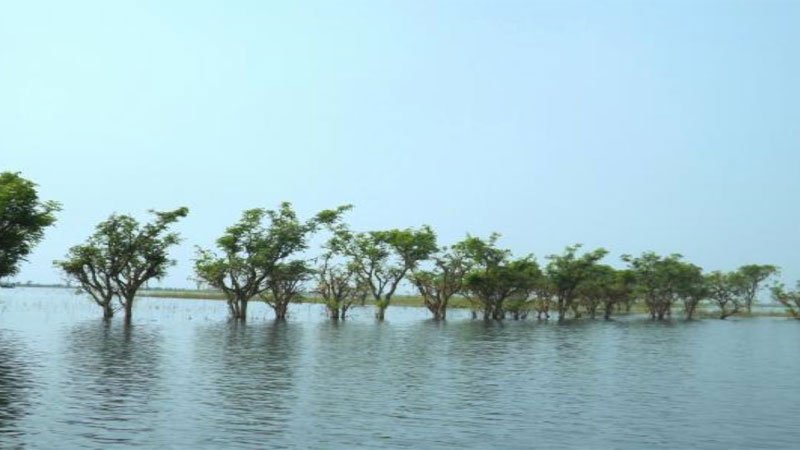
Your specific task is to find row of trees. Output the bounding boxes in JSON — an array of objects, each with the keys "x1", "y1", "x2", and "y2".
[
  {"x1": 1, "y1": 172, "x2": 798, "y2": 323},
  {"x1": 56, "y1": 203, "x2": 792, "y2": 323}
]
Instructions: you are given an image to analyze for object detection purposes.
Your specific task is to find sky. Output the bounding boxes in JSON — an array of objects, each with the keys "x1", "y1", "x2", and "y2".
[{"x1": 2, "y1": 0, "x2": 799, "y2": 289}]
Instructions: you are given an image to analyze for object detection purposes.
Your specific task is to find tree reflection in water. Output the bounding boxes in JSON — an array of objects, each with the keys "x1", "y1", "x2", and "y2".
[
  {"x1": 192, "y1": 320, "x2": 301, "y2": 446},
  {"x1": 61, "y1": 320, "x2": 164, "y2": 446},
  {"x1": 0, "y1": 330, "x2": 34, "y2": 446}
]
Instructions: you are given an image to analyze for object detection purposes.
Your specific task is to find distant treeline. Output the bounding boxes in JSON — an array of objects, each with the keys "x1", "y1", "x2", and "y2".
[{"x1": 2, "y1": 171, "x2": 799, "y2": 323}]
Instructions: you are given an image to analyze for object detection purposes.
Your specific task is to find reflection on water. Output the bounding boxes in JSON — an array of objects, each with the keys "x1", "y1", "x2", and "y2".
[
  {"x1": 60, "y1": 320, "x2": 164, "y2": 447},
  {"x1": 193, "y1": 320, "x2": 302, "y2": 447},
  {"x1": 0, "y1": 289, "x2": 799, "y2": 449},
  {"x1": 0, "y1": 331, "x2": 35, "y2": 446}
]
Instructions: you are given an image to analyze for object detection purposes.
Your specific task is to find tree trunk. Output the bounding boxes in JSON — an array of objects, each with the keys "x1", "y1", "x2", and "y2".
[
  {"x1": 376, "y1": 305, "x2": 386, "y2": 321},
  {"x1": 274, "y1": 302, "x2": 288, "y2": 320},
  {"x1": 240, "y1": 299, "x2": 248, "y2": 320},
  {"x1": 103, "y1": 303, "x2": 114, "y2": 320},
  {"x1": 328, "y1": 306, "x2": 340, "y2": 320},
  {"x1": 557, "y1": 298, "x2": 567, "y2": 321},
  {"x1": 123, "y1": 295, "x2": 134, "y2": 324}
]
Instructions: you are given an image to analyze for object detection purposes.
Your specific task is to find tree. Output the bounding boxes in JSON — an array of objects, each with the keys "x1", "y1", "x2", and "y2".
[
  {"x1": 259, "y1": 260, "x2": 313, "y2": 319},
  {"x1": 335, "y1": 226, "x2": 437, "y2": 321},
  {"x1": 112, "y1": 208, "x2": 189, "y2": 322},
  {"x1": 622, "y1": 252, "x2": 701, "y2": 320},
  {"x1": 458, "y1": 234, "x2": 540, "y2": 320},
  {"x1": 55, "y1": 245, "x2": 118, "y2": 319},
  {"x1": 733, "y1": 264, "x2": 779, "y2": 313},
  {"x1": 546, "y1": 244, "x2": 608, "y2": 321},
  {"x1": 576, "y1": 264, "x2": 616, "y2": 320},
  {"x1": 0, "y1": 172, "x2": 60, "y2": 280},
  {"x1": 678, "y1": 266, "x2": 707, "y2": 320},
  {"x1": 195, "y1": 203, "x2": 349, "y2": 321},
  {"x1": 771, "y1": 282, "x2": 800, "y2": 319},
  {"x1": 410, "y1": 244, "x2": 471, "y2": 320},
  {"x1": 56, "y1": 208, "x2": 188, "y2": 322},
  {"x1": 706, "y1": 271, "x2": 744, "y2": 319},
  {"x1": 314, "y1": 251, "x2": 366, "y2": 320}
]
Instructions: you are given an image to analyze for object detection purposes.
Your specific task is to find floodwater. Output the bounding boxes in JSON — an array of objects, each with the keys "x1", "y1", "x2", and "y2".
[{"x1": 1, "y1": 288, "x2": 799, "y2": 449}]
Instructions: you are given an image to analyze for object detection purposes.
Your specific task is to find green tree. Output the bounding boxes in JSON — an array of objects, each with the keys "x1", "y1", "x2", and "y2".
[
  {"x1": 706, "y1": 271, "x2": 744, "y2": 319},
  {"x1": 623, "y1": 252, "x2": 702, "y2": 320},
  {"x1": 576, "y1": 264, "x2": 617, "y2": 319},
  {"x1": 195, "y1": 203, "x2": 349, "y2": 320},
  {"x1": 771, "y1": 282, "x2": 800, "y2": 319},
  {"x1": 678, "y1": 265, "x2": 707, "y2": 320},
  {"x1": 0, "y1": 172, "x2": 60, "y2": 280},
  {"x1": 531, "y1": 276, "x2": 556, "y2": 320},
  {"x1": 458, "y1": 234, "x2": 540, "y2": 320},
  {"x1": 546, "y1": 244, "x2": 609, "y2": 321},
  {"x1": 259, "y1": 260, "x2": 313, "y2": 319},
  {"x1": 55, "y1": 207, "x2": 188, "y2": 322},
  {"x1": 314, "y1": 251, "x2": 367, "y2": 320},
  {"x1": 335, "y1": 226, "x2": 437, "y2": 321},
  {"x1": 410, "y1": 244, "x2": 472, "y2": 320},
  {"x1": 55, "y1": 244, "x2": 118, "y2": 319},
  {"x1": 733, "y1": 264, "x2": 779, "y2": 313}
]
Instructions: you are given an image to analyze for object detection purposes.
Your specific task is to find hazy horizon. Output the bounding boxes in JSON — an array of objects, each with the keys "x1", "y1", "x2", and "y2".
[{"x1": 3, "y1": 0, "x2": 798, "y2": 290}]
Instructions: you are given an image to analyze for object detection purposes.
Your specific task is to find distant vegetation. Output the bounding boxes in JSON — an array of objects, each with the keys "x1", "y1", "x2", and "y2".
[{"x1": 1, "y1": 171, "x2": 797, "y2": 323}]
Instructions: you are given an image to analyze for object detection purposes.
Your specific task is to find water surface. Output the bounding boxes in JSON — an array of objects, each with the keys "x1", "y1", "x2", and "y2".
[{"x1": 1, "y1": 288, "x2": 799, "y2": 449}]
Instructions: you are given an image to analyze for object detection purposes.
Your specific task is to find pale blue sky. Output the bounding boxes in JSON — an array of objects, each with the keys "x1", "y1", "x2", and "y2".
[{"x1": 2, "y1": 0, "x2": 798, "y2": 289}]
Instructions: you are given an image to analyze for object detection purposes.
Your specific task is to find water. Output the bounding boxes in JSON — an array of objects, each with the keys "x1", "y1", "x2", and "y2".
[{"x1": 1, "y1": 288, "x2": 799, "y2": 449}]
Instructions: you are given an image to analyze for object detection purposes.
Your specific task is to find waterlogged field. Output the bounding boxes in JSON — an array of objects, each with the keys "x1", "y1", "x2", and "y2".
[{"x1": 1, "y1": 288, "x2": 799, "y2": 449}]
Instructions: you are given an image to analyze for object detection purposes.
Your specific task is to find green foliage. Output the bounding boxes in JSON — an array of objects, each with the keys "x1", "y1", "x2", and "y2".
[
  {"x1": 260, "y1": 260, "x2": 314, "y2": 319},
  {"x1": 458, "y1": 234, "x2": 541, "y2": 320},
  {"x1": 771, "y1": 282, "x2": 800, "y2": 319},
  {"x1": 0, "y1": 172, "x2": 61, "y2": 280},
  {"x1": 55, "y1": 242, "x2": 118, "y2": 318},
  {"x1": 55, "y1": 207, "x2": 188, "y2": 321},
  {"x1": 194, "y1": 203, "x2": 349, "y2": 320},
  {"x1": 545, "y1": 244, "x2": 608, "y2": 320},
  {"x1": 705, "y1": 271, "x2": 745, "y2": 319},
  {"x1": 337, "y1": 225, "x2": 437, "y2": 320},
  {"x1": 732, "y1": 264, "x2": 779, "y2": 313},
  {"x1": 622, "y1": 252, "x2": 704, "y2": 320},
  {"x1": 410, "y1": 244, "x2": 472, "y2": 320},
  {"x1": 576, "y1": 264, "x2": 615, "y2": 319},
  {"x1": 314, "y1": 252, "x2": 367, "y2": 320}
]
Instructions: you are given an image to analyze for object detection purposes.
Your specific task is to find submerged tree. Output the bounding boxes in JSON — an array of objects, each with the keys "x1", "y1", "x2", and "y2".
[
  {"x1": 112, "y1": 208, "x2": 189, "y2": 322},
  {"x1": 410, "y1": 244, "x2": 471, "y2": 320},
  {"x1": 56, "y1": 207, "x2": 188, "y2": 322},
  {"x1": 623, "y1": 252, "x2": 702, "y2": 321},
  {"x1": 733, "y1": 264, "x2": 779, "y2": 313},
  {"x1": 314, "y1": 252, "x2": 366, "y2": 320},
  {"x1": 678, "y1": 266, "x2": 708, "y2": 320},
  {"x1": 458, "y1": 234, "x2": 540, "y2": 320},
  {"x1": 195, "y1": 203, "x2": 349, "y2": 320},
  {"x1": 55, "y1": 245, "x2": 118, "y2": 319},
  {"x1": 706, "y1": 271, "x2": 744, "y2": 319},
  {"x1": 546, "y1": 244, "x2": 608, "y2": 321},
  {"x1": 576, "y1": 264, "x2": 619, "y2": 320},
  {"x1": 531, "y1": 276, "x2": 556, "y2": 320},
  {"x1": 0, "y1": 172, "x2": 60, "y2": 281},
  {"x1": 772, "y1": 282, "x2": 800, "y2": 319},
  {"x1": 260, "y1": 260, "x2": 313, "y2": 319},
  {"x1": 335, "y1": 226, "x2": 437, "y2": 321}
]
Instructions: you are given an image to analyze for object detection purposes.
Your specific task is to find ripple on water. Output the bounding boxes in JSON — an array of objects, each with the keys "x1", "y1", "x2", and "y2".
[{"x1": 0, "y1": 289, "x2": 799, "y2": 449}]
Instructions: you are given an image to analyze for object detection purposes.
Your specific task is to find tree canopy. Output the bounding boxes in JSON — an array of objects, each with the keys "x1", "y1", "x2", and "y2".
[
  {"x1": 55, "y1": 207, "x2": 189, "y2": 321},
  {"x1": 0, "y1": 172, "x2": 60, "y2": 280},
  {"x1": 194, "y1": 202, "x2": 350, "y2": 320}
]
